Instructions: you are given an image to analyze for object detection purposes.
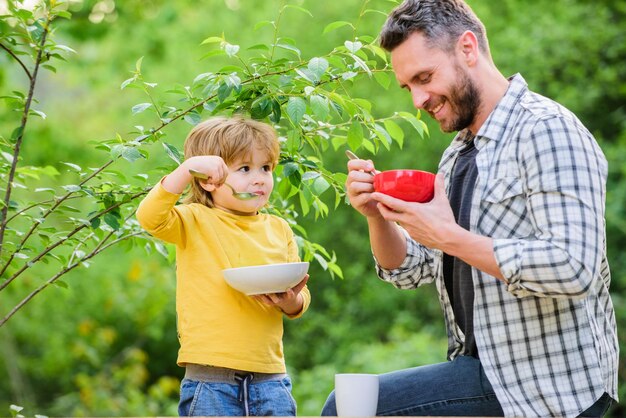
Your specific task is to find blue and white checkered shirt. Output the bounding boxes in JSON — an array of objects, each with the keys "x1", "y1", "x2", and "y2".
[{"x1": 376, "y1": 74, "x2": 618, "y2": 417}]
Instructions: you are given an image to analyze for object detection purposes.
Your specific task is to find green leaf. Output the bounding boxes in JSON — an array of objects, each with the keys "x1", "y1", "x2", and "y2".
[
  {"x1": 163, "y1": 142, "x2": 183, "y2": 165},
  {"x1": 366, "y1": 44, "x2": 388, "y2": 62},
  {"x1": 312, "y1": 176, "x2": 331, "y2": 195},
  {"x1": 398, "y1": 111, "x2": 428, "y2": 138},
  {"x1": 2, "y1": 151, "x2": 14, "y2": 163},
  {"x1": 331, "y1": 136, "x2": 347, "y2": 150},
  {"x1": 200, "y1": 49, "x2": 226, "y2": 60},
  {"x1": 217, "y1": 83, "x2": 233, "y2": 102},
  {"x1": 374, "y1": 71, "x2": 391, "y2": 89},
  {"x1": 351, "y1": 53, "x2": 371, "y2": 75},
  {"x1": 269, "y1": 100, "x2": 282, "y2": 123},
  {"x1": 90, "y1": 217, "x2": 101, "y2": 229},
  {"x1": 302, "y1": 171, "x2": 321, "y2": 181},
  {"x1": 135, "y1": 56, "x2": 144, "y2": 73},
  {"x1": 200, "y1": 36, "x2": 223, "y2": 45},
  {"x1": 10, "y1": 126, "x2": 24, "y2": 141},
  {"x1": 120, "y1": 77, "x2": 136, "y2": 90},
  {"x1": 247, "y1": 44, "x2": 270, "y2": 51},
  {"x1": 286, "y1": 97, "x2": 306, "y2": 124},
  {"x1": 62, "y1": 185, "x2": 81, "y2": 192},
  {"x1": 282, "y1": 162, "x2": 299, "y2": 178},
  {"x1": 29, "y1": 109, "x2": 46, "y2": 119},
  {"x1": 288, "y1": 169, "x2": 302, "y2": 188},
  {"x1": 122, "y1": 147, "x2": 143, "y2": 163},
  {"x1": 310, "y1": 95, "x2": 329, "y2": 120},
  {"x1": 384, "y1": 119, "x2": 404, "y2": 147},
  {"x1": 283, "y1": 4, "x2": 313, "y2": 17},
  {"x1": 251, "y1": 96, "x2": 273, "y2": 120},
  {"x1": 254, "y1": 20, "x2": 275, "y2": 31},
  {"x1": 373, "y1": 124, "x2": 392, "y2": 150},
  {"x1": 184, "y1": 112, "x2": 202, "y2": 125},
  {"x1": 55, "y1": 10, "x2": 72, "y2": 19},
  {"x1": 61, "y1": 162, "x2": 82, "y2": 172},
  {"x1": 131, "y1": 103, "x2": 152, "y2": 114},
  {"x1": 274, "y1": 43, "x2": 301, "y2": 58},
  {"x1": 53, "y1": 280, "x2": 69, "y2": 289},
  {"x1": 323, "y1": 21, "x2": 354, "y2": 35},
  {"x1": 347, "y1": 120, "x2": 364, "y2": 150},
  {"x1": 299, "y1": 190, "x2": 310, "y2": 216},
  {"x1": 344, "y1": 40, "x2": 363, "y2": 53},
  {"x1": 224, "y1": 43, "x2": 240, "y2": 57},
  {"x1": 104, "y1": 213, "x2": 121, "y2": 230},
  {"x1": 52, "y1": 44, "x2": 77, "y2": 54},
  {"x1": 308, "y1": 57, "x2": 329, "y2": 79}
]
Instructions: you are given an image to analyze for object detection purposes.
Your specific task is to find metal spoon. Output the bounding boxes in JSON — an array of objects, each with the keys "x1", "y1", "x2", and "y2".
[
  {"x1": 345, "y1": 150, "x2": 376, "y2": 176},
  {"x1": 188, "y1": 169, "x2": 258, "y2": 200}
]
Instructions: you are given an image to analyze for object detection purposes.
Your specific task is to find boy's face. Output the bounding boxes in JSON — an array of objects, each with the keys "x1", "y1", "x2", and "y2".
[{"x1": 211, "y1": 145, "x2": 274, "y2": 216}]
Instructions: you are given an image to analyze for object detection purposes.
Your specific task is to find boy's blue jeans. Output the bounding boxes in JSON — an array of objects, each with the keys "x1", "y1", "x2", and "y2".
[
  {"x1": 321, "y1": 355, "x2": 613, "y2": 417},
  {"x1": 178, "y1": 374, "x2": 296, "y2": 416}
]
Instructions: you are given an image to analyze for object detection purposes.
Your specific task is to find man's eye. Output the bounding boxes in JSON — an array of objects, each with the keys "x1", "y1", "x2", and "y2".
[{"x1": 419, "y1": 74, "x2": 432, "y2": 83}]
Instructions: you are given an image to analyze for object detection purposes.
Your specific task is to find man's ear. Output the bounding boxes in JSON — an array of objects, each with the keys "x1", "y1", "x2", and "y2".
[{"x1": 457, "y1": 30, "x2": 479, "y2": 66}]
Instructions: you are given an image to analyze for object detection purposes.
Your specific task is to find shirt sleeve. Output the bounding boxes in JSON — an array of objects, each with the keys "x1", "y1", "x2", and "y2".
[
  {"x1": 136, "y1": 178, "x2": 187, "y2": 245},
  {"x1": 375, "y1": 226, "x2": 438, "y2": 289},
  {"x1": 493, "y1": 115, "x2": 608, "y2": 298}
]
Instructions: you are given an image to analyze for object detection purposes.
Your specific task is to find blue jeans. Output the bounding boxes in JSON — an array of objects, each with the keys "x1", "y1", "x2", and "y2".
[
  {"x1": 179, "y1": 375, "x2": 296, "y2": 416},
  {"x1": 321, "y1": 356, "x2": 613, "y2": 416}
]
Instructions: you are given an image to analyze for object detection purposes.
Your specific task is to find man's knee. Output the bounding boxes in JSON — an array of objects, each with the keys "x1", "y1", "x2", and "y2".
[{"x1": 321, "y1": 390, "x2": 337, "y2": 416}]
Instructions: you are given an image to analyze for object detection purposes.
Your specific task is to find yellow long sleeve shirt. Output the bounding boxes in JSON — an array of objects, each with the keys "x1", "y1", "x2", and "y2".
[{"x1": 136, "y1": 181, "x2": 311, "y2": 373}]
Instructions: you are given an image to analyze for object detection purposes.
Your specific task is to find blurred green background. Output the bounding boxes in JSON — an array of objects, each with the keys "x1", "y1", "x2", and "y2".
[{"x1": 1, "y1": 0, "x2": 625, "y2": 416}]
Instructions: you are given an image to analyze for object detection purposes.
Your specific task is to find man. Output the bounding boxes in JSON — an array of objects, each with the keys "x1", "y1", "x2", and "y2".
[{"x1": 321, "y1": 0, "x2": 618, "y2": 417}]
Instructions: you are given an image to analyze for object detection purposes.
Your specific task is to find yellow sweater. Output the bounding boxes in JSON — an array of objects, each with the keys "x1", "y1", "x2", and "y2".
[{"x1": 136, "y1": 181, "x2": 311, "y2": 373}]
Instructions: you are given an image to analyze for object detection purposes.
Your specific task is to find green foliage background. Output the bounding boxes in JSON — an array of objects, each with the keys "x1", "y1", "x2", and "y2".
[{"x1": 1, "y1": 0, "x2": 625, "y2": 416}]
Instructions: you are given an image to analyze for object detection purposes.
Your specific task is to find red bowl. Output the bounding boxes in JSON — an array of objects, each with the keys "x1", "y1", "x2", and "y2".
[{"x1": 374, "y1": 169, "x2": 435, "y2": 202}]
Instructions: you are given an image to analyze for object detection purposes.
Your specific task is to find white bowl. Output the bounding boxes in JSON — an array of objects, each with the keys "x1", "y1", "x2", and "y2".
[{"x1": 222, "y1": 262, "x2": 309, "y2": 295}]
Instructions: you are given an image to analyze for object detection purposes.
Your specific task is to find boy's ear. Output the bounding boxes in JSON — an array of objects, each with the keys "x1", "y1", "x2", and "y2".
[{"x1": 199, "y1": 181, "x2": 217, "y2": 192}]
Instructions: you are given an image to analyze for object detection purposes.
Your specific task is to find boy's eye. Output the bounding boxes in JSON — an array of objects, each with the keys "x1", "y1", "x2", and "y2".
[
  {"x1": 238, "y1": 166, "x2": 250, "y2": 172},
  {"x1": 263, "y1": 165, "x2": 271, "y2": 172}
]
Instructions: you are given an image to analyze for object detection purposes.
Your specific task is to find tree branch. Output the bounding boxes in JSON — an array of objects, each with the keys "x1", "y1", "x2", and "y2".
[
  {"x1": 0, "y1": 18, "x2": 50, "y2": 255},
  {"x1": 0, "y1": 230, "x2": 143, "y2": 327},
  {"x1": 0, "y1": 190, "x2": 147, "y2": 289},
  {"x1": 0, "y1": 41, "x2": 33, "y2": 81}
]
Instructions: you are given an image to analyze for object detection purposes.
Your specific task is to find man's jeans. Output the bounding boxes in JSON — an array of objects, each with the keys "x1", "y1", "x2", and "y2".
[{"x1": 320, "y1": 356, "x2": 613, "y2": 417}]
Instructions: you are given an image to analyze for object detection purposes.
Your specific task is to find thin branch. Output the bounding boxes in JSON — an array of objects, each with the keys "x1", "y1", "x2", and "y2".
[
  {"x1": 0, "y1": 18, "x2": 51, "y2": 255},
  {"x1": 4, "y1": 190, "x2": 143, "y2": 224},
  {"x1": 0, "y1": 190, "x2": 147, "y2": 289},
  {"x1": 0, "y1": 231, "x2": 143, "y2": 327},
  {"x1": 0, "y1": 41, "x2": 33, "y2": 80}
]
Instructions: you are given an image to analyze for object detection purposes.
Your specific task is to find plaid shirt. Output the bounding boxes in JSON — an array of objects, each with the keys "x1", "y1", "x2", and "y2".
[{"x1": 377, "y1": 74, "x2": 618, "y2": 417}]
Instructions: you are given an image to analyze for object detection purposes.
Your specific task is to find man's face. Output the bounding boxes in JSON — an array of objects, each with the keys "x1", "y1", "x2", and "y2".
[{"x1": 390, "y1": 32, "x2": 481, "y2": 133}]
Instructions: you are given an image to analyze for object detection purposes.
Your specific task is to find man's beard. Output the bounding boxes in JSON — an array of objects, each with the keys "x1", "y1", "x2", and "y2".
[{"x1": 440, "y1": 66, "x2": 481, "y2": 133}]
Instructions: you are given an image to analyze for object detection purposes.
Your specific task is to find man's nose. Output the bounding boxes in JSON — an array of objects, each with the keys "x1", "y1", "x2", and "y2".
[{"x1": 411, "y1": 89, "x2": 429, "y2": 109}]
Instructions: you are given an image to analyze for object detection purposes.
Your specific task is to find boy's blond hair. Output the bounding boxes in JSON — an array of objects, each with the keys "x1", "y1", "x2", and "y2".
[{"x1": 183, "y1": 116, "x2": 280, "y2": 207}]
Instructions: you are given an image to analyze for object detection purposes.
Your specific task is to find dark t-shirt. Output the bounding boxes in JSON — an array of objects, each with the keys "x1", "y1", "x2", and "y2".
[{"x1": 443, "y1": 139, "x2": 479, "y2": 358}]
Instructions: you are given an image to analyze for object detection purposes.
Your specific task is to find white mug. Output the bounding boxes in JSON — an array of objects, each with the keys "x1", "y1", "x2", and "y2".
[{"x1": 335, "y1": 373, "x2": 379, "y2": 417}]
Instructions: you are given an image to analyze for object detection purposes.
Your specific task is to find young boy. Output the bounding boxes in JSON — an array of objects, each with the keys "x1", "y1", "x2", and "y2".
[{"x1": 136, "y1": 116, "x2": 311, "y2": 416}]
